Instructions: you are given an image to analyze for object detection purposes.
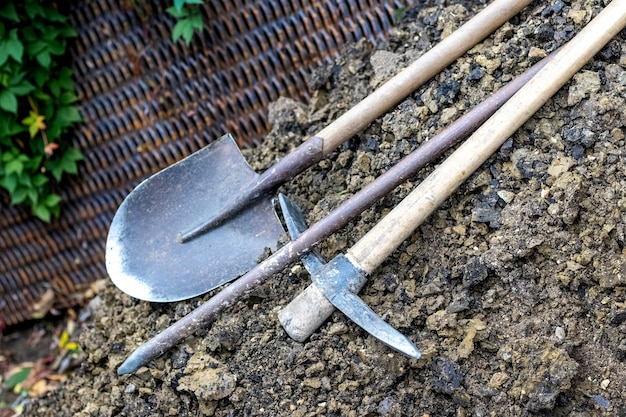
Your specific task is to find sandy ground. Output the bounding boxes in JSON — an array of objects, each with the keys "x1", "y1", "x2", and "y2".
[{"x1": 10, "y1": 0, "x2": 626, "y2": 415}]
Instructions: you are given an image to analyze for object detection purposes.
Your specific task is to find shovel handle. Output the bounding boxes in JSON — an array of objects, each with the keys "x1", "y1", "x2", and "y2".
[
  {"x1": 317, "y1": 0, "x2": 533, "y2": 156},
  {"x1": 348, "y1": 0, "x2": 626, "y2": 273}
]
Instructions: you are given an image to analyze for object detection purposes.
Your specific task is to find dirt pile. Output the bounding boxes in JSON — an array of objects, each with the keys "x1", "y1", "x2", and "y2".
[{"x1": 26, "y1": 1, "x2": 626, "y2": 415}]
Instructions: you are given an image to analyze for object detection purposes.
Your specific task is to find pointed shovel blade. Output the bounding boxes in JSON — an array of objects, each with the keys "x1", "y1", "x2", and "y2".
[{"x1": 106, "y1": 134, "x2": 284, "y2": 302}]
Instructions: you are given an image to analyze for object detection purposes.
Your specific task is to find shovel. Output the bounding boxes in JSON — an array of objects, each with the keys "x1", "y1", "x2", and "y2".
[
  {"x1": 116, "y1": 3, "x2": 626, "y2": 373},
  {"x1": 107, "y1": 0, "x2": 533, "y2": 302}
]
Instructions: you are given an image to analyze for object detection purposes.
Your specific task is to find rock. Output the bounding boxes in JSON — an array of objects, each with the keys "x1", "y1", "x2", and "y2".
[
  {"x1": 370, "y1": 50, "x2": 400, "y2": 80},
  {"x1": 547, "y1": 171, "x2": 584, "y2": 224},
  {"x1": 381, "y1": 100, "x2": 422, "y2": 140},
  {"x1": 429, "y1": 358, "x2": 463, "y2": 395},
  {"x1": 595, "y1": 254, "x2": 626, "y2": 288},
  {"x1": 426, "y1": 310, "x2": 458, "y2": 335},
  {"x1": 567, "y1": 70, "x2": 601, "y2": 106},
  {"x1": 176, "y1": 353, "x2": 237, "y2": 406},
  {"x1": 461, "y1": 257, "x2": 489, "y2": 288},
  {"x1": 487, "y1": 372, "x2": 509, "y2": 390},
  {"x1": 507, "y1": 339, "x2": 579, "y2": 412},
  {"x1": 457, "y1": 318, "x2": 488, "y2": 359}
]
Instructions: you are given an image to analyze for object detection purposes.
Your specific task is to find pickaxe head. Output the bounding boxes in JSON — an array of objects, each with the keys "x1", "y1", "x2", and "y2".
[{"x1": 278, "y1": 194, "x2": 421, "y2": 359}]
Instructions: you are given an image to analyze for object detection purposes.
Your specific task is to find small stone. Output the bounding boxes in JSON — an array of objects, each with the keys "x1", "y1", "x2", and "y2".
[
  {"x1": 555, "y1": 326, "x2": 566, "y2": 340},
  {"x1": 528, "y1": 47, "x2": 546, "y2": 59},
  {"x1": 568, "y1": 9, "x2": 587, "y2": 25},
  {"x1": 124, "y1": 383, "x2": 136, "y2": 394},
  {"x1": 600, "y1": 379, "x2": 610, "y2": 390},
  {"x1": 429, "y1": 358, "x2": 463, "y2": 395},
  {"x1": 567, "y1": 70, "x2": 601, "y2": 106},
  {"x1": 303, "y1": 377, "x2": 322, "y2": 389},
  {"x1": 487, "y1": 372, "x2": 509, "y2": 389},
  {"x1": 610, "y1": 311, "x2": 626, "y2": 325},
  {"x1": 426, "y1": 310, "x2": 457, "y2": 333},
  {"x1": 594, "y1": 395, "x2": 610, "y2": 408},
  {"x1": 328, "y1": 322, "x2": 348, "y2": 335},
  {"x1": 497, "y1": 190, "x2": 515, "y2": 204},
  {"x1": 370, "y1": 51, "x2": 400, "y2": 81},
  {"x1": 176, "y1": 353, "x2": 237, "y2": 402}
]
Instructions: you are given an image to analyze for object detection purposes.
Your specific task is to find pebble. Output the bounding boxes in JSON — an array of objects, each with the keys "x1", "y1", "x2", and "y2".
[
  {"x1": 430, "y1": 358, "x2": 463, "y2": 395},
  {"x1": 555, "y1": 326, "x2": 566, "y2": 340},
  {"x1": 593, "y1": 395, "x2": 610, "y2": 408},
  {"x1": 567, "y1": 70, "x2": 601, "y2": 106},
  {"x1": 487, "y1": 372, "x2": 509, "y2": 389}
]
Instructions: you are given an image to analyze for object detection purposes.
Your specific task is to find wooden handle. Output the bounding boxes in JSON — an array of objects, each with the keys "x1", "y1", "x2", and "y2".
[
  {"x1": 349, "y1": 0, "x2": 626, "y2": 273},
  {"x1": 279, "y1": 0, "x2": 626, "y2": 343},
  {"x1": 278, "y1": 284, "x2": 337, "y2": 342},
  {"x1": 317, "y1": 0, "x2": 534, "y2": 155}
]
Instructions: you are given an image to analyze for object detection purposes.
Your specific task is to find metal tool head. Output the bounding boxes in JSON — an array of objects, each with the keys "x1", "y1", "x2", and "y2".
[
  {"x1": 278, "y1": 194, "x2": 421, "y2": 359},
  {"x1": 106, "y1": 134, "x2": 284, "y2": 302}
]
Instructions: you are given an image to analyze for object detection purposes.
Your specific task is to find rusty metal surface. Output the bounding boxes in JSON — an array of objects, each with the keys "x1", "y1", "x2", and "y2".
[{"x1": 0, "y1": 0, "x2": 412, "y2": 326}]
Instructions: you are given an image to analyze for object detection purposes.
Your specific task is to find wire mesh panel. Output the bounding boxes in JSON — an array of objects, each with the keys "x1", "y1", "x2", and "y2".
[{"x1": 0, "y1": 0, "x2": 412, "y2": 327}]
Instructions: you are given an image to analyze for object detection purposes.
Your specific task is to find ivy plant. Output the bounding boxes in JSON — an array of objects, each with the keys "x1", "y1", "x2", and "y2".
[
  {"x1": 166, "y1": 0, "x2": 204, "y2": 45},
  {"x1": 0, "y1": 1, "x2": 82, "y2": 222}
]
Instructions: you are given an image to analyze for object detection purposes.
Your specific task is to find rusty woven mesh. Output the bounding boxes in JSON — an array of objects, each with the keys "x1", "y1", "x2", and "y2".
[{"x1": 0, "y1": 0, "x2": 413, "y2": 327}]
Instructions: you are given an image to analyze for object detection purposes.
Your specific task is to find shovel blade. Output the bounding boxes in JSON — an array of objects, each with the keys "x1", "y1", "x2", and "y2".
[{"x1": 106, "y1": 134, "x2": 284, "y2": 302}]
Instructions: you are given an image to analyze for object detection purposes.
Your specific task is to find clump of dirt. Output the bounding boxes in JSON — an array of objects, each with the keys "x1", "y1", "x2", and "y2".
[{"x1": 26, "y1": 1, "x2": 626, "y2": 416}]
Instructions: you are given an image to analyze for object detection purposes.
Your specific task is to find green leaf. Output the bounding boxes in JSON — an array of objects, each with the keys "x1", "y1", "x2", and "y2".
[
  {"x1": 0, "y1": 47, "x2": 8, "y2": 67},
  {"x1": 26, "y1": 40, "x2": 47, "y2": 57},
  {"x1": 173, "y1": 0, "x2": 186, "y2": 12},
  {"x1": 0, "y1": 31, "x2": 24, "y2": 65},
  {"x1": 58, "y1": 91, "x2": 78, "y2": 104},
  {"x1": 188, "y1": 13, "x2": 203, "y2": 31},
  {"x1": 26, "y1": 187, "x2": 38, "y2": 205},
  {"x1": 46, "y1": 148, "x2": 83, "y2": 181},
  {"x1": 32, "y1": 174, "x2": 48, "y2": 187},
  {"x1": 167, "y1": 6, "x2": 187, "y2": 19},
  {"x1": 10, "y1": 186, "x2": 28, "y2": 205},
  {"x1": 59, "y1": 26, "x2": 77, "y2": 38},
  {"x1": 47, "y1": 39, "x2": 65, "y2": 56},
  {"x1": 0, "y1": 4, "x2": 19, "y2": 22},
  {"x1": 64, "y1": 147, "x2": 83, "y2": 161},
  {"x1": 4, "y1": 367, "x2": 31, "y2": 389},
  {"x1": 0, "y1": 173, "x2": 18, "y2": 193},
  {"x1": 9, "y1": 80, "x2": 36, "y2": 96},
  {"x1": 43, "y1": 193, "x2": 61, "y2": 207},
  {"x1": 394, "y1": 7, "x2": 407, "y2": 24},
  {"x1": 58, "y1": 67, "x2": 74, "y2": 89},
  {"x1": 33, "y1": 202, "x2": 51, "y2": 222},
  {"x1": 36, "y1": 51, "x2": 51, "y2": 68},
  {"x1": 5, "y1": 158, "x2": 23, "y2": 175},
  {"x1": 0, "y1": 116, "x2": 23, "y2": 137},
  {"x1": 6, "y1": 38, "x2": 24, "y2": 62},
  {"x1": 0, "y1": 90, "x2": 18, "y2": 114},
  {"x1": 32, "y1": 66, "x2": 49, "y2": 87},
  {"x1": 55, "y1": 106, "x2": 81, "y2": 127},
  {"x1": 7, "y1": 70, "x2": 26, "y2": 87},
  {"x1": 25, "y1": 155, "x2": 43, "y2": 171},
  {"x1": 172, "y1": 18, "x2": 201, "y2": 45},
  {"x1": 24, "y1": 3, "x2": 44, "y2": 20}
]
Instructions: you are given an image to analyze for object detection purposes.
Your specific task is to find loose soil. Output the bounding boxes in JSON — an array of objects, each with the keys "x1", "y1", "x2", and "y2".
[{"x1": 20, "y1": 1, "x2": 626, "y2": 415}]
